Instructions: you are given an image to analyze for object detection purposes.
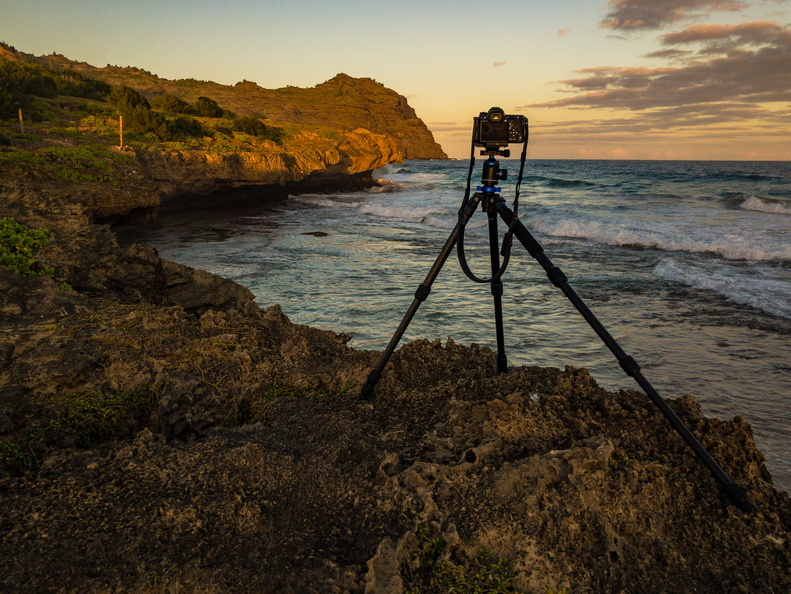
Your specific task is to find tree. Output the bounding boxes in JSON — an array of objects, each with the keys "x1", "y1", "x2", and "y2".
[
  {"x1": 194, "y1": 96, "x2": 223, "y2": 118},
  {"x1": 232, "y1": 116, "x2": 267, "y2": 136},
  {"x1": 168, "y1": 114, "x2": 204, "y2": 137},
  {"x1": 108, "y1": 85, "x2": 150, "y2": 116},
  {"x1": 150, "y1": 94, "x2": 192, "y2": 114}
]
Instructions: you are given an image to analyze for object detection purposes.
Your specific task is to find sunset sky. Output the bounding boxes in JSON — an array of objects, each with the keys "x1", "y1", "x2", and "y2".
[{"x1": 2, "y1": 0, "x2": 789, "y2": 160}]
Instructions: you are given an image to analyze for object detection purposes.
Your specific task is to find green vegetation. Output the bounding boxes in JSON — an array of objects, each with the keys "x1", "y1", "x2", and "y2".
[
  {"x1": 108, "y1": 85, "x2": 206, "y2": 141},
  {"x1": 0, "y1": 56, "x2": 110, "y2": 119},
  {"x1": 320, "y1": 129, "x2": 344, "y2": 142},
  {"x1": 0, "y1": 46, "x2": 354, "y2": 186},
  {"x1": 224, "y1": 382, "x2": 319, "y2": 426},
  {"x1": 0, "y1": 438, "x2": 39, "y2": 468},
  {"x1": 0, "y1": 216, "x2": 54, "y2": 277},
  {"x1": 0, "y1": 144, "x2": 134, "y2": 183},
  {"x1": 150, "y1": 93, "x2": 192, "y2": 113},
  {"x1": 2, "y1": 384, "x2": 161, "y2": 469},
  {"x1": 232, "y1": 115, "x2": 267, "y2": 136},
  {"x1": 44, "y1": 384, "x2": 160, "y2": 448},
  {"x1": 403, "y1": 527, "x2": 516, "y2": 593},
  {"x1": 195, "y1": 95, "x2": 224, "y2": 118}
]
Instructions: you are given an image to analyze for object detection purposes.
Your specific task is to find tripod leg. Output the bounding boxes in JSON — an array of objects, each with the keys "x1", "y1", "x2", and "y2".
[
  {"x1": 487, "y1": 209, "x2": 508, "y2": 373},
  {"x1": 495, "y1": 201, "x2": 753, "y2": 512},
  {"x1": 360, "y1": 195, "x2": 485, "y2": 399},
  {"x1": 359, "y1": 226, "x2": 461, "y2": 399}
]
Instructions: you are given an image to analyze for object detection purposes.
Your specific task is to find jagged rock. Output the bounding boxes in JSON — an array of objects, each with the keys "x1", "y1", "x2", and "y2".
[
  {"x1": 161, "y1": 259, "x2": 258, "y2": 315},
  {"x1": 131, "y1": 127, "x2": 403, "y2": 216}
]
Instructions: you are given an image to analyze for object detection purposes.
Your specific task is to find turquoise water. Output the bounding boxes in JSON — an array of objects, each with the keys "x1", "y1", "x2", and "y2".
[{"x1": 118, "y1": 159, "x2": 791, "y2": 492}]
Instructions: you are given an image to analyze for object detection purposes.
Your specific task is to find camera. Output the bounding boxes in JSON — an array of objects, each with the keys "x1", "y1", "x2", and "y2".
[{"x1": 473, "y1": 107, "x2": 527, "y2": 148}]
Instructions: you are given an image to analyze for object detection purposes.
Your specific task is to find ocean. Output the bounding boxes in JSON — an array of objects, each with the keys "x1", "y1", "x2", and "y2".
[{"x1": 117, "y1": 159, "x2": 791, "y2": 493}]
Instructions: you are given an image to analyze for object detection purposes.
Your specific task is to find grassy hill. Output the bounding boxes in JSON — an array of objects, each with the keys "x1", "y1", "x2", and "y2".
[{"x1": 1, "y1": 42, "x2": 446, "y2": 160}]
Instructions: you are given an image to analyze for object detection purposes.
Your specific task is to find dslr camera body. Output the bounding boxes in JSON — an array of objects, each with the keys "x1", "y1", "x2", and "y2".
[{"x1": 473, "y1": 107, "x2": 527, "y2": 149}]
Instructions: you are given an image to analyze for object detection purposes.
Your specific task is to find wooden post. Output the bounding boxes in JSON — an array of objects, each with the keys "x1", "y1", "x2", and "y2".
[
  {"x1": 119, "y1": 115, "x2": 123, "y2": 148},
  {"x1": 18, "y1": 108, "x2": 24, "y2": 134}
]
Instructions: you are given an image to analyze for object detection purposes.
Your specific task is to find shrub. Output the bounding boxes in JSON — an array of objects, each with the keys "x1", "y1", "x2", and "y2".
[
  {"x1": 108, "y1": 85, "x2": 150, "y2": 115},
  {"x1": 53, "y1": 69, "x2": 111, "y2": 101},
  {"x1": 168, "y1": 114, "x2": 204, "y2": 137},
  {"x1": 79, "y1": 114, "x2": 117, "y2": 136},
  {"x1": 194, "y1": 96, "x2": 223, "y2": 117},
  {"x1": 0, "y1": 58, "x2": 110, "y2": 118},
  {"x1": 107, "y1": 85, "x2": 163, "y2": 136},
  {"x1": 0, "y1": 58, "x2": 57, "y2": 99},
  {"x1": 150, "y1": 93, "x2": 192, "y2": 114},
  {"x1": 0, "y1": 59, "x2": 53, "y2": 118},
  {"x1": 0, "y1": 217, "x2": 54, "y2": 277},
  {"x1": 232, "y1": 116, "x2": 267, "y2": 136}
]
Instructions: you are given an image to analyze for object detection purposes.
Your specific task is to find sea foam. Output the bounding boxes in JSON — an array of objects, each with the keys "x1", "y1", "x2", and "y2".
[
  {"x1": 653, "y1": 259, "x2": 791, "y2": 319},
  {"x1": 529, "y1": 218, "x2": 791, "y2": 262},
  {"x1": 740, "y1": 196, "x2": 791, "y2": 215}
]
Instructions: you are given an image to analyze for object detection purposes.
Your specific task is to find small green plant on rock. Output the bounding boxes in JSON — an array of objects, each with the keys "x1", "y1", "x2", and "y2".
[
  {"x1": 0, "y1": 439, "x2": 39, "y2": 468},
  {"x1": 223, "y1": 382, "x2": 319, "y2": 426},
  {"x1": 1, "y1": 384, "x2": 161, "y2": 471},
  {"x1": 44, "y1": 384, "x2": 161, "y2": 449},
  {"x1": 403, "y1": 527, "x2": 516, "y2": 593},
  {"x1": 0, "y1": 216, "x2": 54, "y2": 277}
]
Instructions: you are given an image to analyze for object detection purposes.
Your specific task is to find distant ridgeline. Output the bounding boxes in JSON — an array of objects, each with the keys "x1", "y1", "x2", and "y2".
[{"x1": 0, "y1": 42, "x2": 446, "y2": 160}]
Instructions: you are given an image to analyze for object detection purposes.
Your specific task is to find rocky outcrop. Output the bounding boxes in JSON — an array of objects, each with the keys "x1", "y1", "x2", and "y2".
[
  {"x1": 2, "y1": 45, "x2": 445, "y2": 225},
  {"x1": 133, "y1": 128, "x2": 402, "y2": 199},
  {"x1": 1, "y1": 181, "x2": 790, "y2": 593},
  {"x1": 12, "y1": 128, "x2": 403, "y2": 224}
]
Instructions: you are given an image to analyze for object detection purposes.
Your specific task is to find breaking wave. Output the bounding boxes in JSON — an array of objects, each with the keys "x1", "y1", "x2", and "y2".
[
  {"x1": 653, "y1": 259, "x2": 791, "y2": 319},
  {"x1": 528, "y1": 218, "x2": 791, "y2": 262},
  {"x1": 740, "y1": 196, "x2": 791, "y2": 215}
]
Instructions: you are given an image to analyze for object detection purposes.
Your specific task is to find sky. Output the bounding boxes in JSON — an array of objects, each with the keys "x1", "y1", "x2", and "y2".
[{"x1": 2, "y1": 0, "x2": 790, "y2": 160}]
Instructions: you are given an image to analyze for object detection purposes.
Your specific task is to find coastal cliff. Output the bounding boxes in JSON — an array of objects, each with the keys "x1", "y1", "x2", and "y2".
[
  {"x1": 1, "y1": 43, "x2": 442, "y2": 223},
  {"x1": 38, "y1": 53, "x2": 448, "y2": 161},
  {"x1": 110, "y1": 127, "x2": 402, "y2": 220},
  {"x1": 1, "y1": 126, "x2": 402, "y2": 224}
]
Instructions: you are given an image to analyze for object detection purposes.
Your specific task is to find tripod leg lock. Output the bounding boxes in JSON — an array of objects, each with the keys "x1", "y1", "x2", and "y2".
[
  {"x1": 546, "y1": 266, "x2": 567, "y2": 287},
  {"x1": 414, "y1": 283, "x2": 431, "y2": 302},
  {"x1": 725, "y1": 481, "x2": 755, "y2": 513},
  {"x1": 619, "y1": 356, "x2": 641, "y2": 376}
]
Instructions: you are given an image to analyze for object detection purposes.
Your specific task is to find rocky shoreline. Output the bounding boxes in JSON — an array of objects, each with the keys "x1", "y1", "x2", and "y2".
[{"x1": 1, "y1": 176, "x2": 790, "y2": 592}]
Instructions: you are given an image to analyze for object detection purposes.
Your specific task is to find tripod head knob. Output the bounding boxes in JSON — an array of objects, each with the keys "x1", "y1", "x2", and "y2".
[
  {"x1": 480, "y1": 156, "x2": 508, "y2": 192},
  {"x1": 480, "y1": 148, "x2": 510, "y2": 158}
]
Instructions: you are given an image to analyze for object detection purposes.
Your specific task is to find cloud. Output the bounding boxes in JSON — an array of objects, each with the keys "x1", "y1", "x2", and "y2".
[
  {"x1": 525, "y1": 21, "x2": 791, "y2": 113},
  {"x1": 493, "y1": 61, "x2": 507, "y2": 68},
  {"x1": 644, "y1": 48, "x2": 693, "y2": 59},
  {"x1": 529, "y1": 102, "x2": 789, "y2": 136},
  {"x1": 601, "y1": 0, "x2": 746, "y2": 31},
  {"x1": 557, "y1": 29, "x2": 571, "y2": 37},
  {"x1": 520, "y1": 19, "x2": 791, "y2": 142},
  {"x1": 428, "y1": 121, "x2": 474, "y2": 136},
  {"x1": 659, "y1": 20, "x2": 790, "y2": 48}
]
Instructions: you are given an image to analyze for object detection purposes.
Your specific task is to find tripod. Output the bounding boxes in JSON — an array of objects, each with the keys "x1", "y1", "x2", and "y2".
[{"x1": 359, "y1": 147, "x2": 754, "y2": 512}]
